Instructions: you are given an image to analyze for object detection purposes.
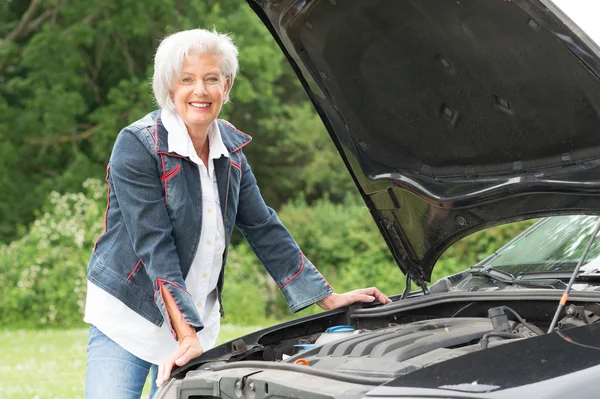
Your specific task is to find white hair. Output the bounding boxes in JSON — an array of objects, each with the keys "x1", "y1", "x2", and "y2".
[{"x1": 152, "y1": 29, "x2": 239, "y2": 110}]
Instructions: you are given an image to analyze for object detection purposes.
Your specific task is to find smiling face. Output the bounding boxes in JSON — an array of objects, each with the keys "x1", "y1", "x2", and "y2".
[{"x1": 172, "y1": 52, "x2": 230, "y2": 136}]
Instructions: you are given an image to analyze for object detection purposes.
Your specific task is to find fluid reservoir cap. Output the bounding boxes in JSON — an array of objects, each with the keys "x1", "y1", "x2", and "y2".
[
  {"x1": 325, "y1": 325, "x2": 355, "y2": 333},
  {"x1": 294, "y1": 344, "x2": 317, "y2": 350},
  {"x1": 293, "y1": 344, "x2": 317, "y2": 355}
]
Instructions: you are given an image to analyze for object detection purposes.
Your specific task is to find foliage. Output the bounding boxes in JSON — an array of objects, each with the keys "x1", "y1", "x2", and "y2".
[
  {"x1": 254, "y1": 104, "x2": 357, "y2": 206},
  {"x1": 223, "y1": 195, "x2": 402, "y2": 322},
  {"x1": 0, "y1": 179, "x2": 105, "y2": 328},
  {"x1": 0, "y1": 0, "x2": 352, "y2": 243}
]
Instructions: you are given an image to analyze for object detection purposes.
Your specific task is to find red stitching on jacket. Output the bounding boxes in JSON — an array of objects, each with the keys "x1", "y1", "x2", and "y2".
[
  {"x1": 160, "y1": 163, "x2": 181, "y2": 181},
  {"x1": 160, "y1": 154, "x2": 168, "y2": 203},
  {"x1": 148, "y1": 114, "x2": 186, "y2": 207},
  {"x1": 279, "y1": 252, "x2": 305, "y2": 289},
  {"x1": 146, "y1": 124, "x2": 158, "y2": 149},
  {"x1": 126, "y1": 259, "x2": 143, "y2": 281},
  {"x1": 219, "y1": 119, "x2": 253, "y2": 153},
  {"x1": 230, "y1": 160, "x2": 241, "y2": 172},
  {"x1": 155, "y1": 278, "x2": 192, "y2": 296},
  {"x1": 150, "y1": 115, "x2": 187, "y2": 158},
  {"x1": 93, "y1": 166, "x2": 111, "y2": 252}
]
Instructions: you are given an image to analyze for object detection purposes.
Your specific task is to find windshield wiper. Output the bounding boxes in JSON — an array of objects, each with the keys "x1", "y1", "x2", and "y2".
[
  {"x1": 470, "y1": 267, "x2": 567, "y2": 289},
  {"x1": 507, "y1": 270, "x2": 600, "y2": 283},
  {"x1": 469, "y1": 266, "x2": 515, "y2": 282},
  {"x1": 574, "y1": 272, "x2": 600, "y2": 281}
]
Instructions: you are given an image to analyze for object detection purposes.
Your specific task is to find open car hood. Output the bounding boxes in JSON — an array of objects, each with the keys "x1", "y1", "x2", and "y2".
[{"x1": 247, "y1": 0, "x2": 600, "y2": 287}]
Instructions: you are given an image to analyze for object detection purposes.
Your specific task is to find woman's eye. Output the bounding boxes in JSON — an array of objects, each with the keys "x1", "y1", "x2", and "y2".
[
  {"x1": 182, "y1": 77, "x2": 193, "y2": 83},
  {"x1": 207, "y1": 77, "x2": 219, "y2": 83}
]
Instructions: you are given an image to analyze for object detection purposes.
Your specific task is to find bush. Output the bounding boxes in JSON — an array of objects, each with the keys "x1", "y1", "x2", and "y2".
[
  {"x1": 0, "y1": 179, "x2": 106, "y2": 328},
  {"x1": 222, "y1": 195, "x2": 402, "y2": 323}
]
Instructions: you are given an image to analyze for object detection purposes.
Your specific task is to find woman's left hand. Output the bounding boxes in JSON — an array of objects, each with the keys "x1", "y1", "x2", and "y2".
[{"x1": 316, "y1": 287, "x2": 392, "y2": 310}]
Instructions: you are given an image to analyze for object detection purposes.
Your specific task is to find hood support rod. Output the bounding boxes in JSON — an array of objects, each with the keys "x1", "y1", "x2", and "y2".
[{"x1": 547, "y1": 218, "x2": 600, "y2": 333}]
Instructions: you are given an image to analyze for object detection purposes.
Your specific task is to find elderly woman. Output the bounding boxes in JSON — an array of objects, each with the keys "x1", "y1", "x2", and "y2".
[{"x1": 83, "y1": 29, "x2": 391, "y2": 399}]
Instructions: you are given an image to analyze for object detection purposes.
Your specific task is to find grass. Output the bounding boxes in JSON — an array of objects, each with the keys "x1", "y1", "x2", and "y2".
[{"x1": 0, "y1": 324, "x2": 262, "y2": 399}]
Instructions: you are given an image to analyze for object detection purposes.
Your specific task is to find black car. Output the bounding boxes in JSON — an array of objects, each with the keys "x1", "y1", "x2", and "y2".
[{"x1": 155, "y1": 0, "x2": 600, "y2": 397}]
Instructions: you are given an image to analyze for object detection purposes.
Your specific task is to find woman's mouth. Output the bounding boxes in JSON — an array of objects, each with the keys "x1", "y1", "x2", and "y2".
[{"x1": 189, "y1": 102, "x2": 211, "y2": 110}]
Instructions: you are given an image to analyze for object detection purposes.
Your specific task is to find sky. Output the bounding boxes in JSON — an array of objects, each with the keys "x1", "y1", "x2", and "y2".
[{"x1": 552, "y1": 0, "x2": 600, "y2": 46}]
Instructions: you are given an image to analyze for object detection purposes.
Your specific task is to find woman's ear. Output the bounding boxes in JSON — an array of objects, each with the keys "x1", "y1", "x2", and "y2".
[{"x1": 224, "y1": 77, "x2": 231, "y2": 101}]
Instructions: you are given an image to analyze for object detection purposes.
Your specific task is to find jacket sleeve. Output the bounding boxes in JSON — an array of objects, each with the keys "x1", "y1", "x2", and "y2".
[
  {"x1": 235, "y1": 151, "x2": 333, "y2": 313},
  {"x1": 109, "y1": 127, "x2": 203, "y2": 339}
]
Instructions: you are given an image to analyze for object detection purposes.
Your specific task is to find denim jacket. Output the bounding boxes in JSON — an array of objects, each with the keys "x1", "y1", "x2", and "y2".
[{"x1": 87, "y1": 110, "x2": 333, "y2": 339}]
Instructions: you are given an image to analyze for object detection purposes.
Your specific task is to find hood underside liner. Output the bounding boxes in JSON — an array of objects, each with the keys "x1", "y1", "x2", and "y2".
[{"x1": 248, "y1": 0, "x2": 600, "y2": 280}]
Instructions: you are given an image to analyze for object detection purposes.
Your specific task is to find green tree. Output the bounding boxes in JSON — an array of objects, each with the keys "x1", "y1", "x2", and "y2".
[{"x1": 0, "y1": 0, "x2": 352, "y2": 243}]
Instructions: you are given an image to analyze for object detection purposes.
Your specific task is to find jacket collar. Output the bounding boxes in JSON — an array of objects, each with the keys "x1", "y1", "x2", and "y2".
[
  {"x1": 217, "y1": 119, "x2": 253, "y2": 154},
  {"x1": 151, "y1": 110, "x2": 252, "y2": 156}
]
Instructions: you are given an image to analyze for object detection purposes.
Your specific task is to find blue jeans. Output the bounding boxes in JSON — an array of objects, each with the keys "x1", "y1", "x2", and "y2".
[{"x1": 85, "y1": 325, "x2": 158, "y2": 399}]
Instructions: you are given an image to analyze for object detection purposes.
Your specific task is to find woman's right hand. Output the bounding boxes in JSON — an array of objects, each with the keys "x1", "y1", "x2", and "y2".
[
  {"x1": 317, "y1": 287, "x2": 392, "y2": 310},
  {"x1": 157, "y1": 334, "x2": 204, "y2": 387}
]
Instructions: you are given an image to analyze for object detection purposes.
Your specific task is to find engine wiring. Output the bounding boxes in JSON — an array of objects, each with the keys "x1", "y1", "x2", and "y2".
[
  {"x1": 556, "y1": 330, "x2": 600, "y2": 351},
  {"x1": 501, "y1": 306, "x2": 544, "y2": 335},
  {"x1": 451, "y1": 302, "x2": 476, "y2": 317},
  {"x1": 452, "y1": 303, "x2": 544, "y2": 336},
  {"x1": 479, "y1": 332, "x2": 524, "y2": 349},
  {"x1": 476, "y1": 306, "x2": 543, "y2": 348}
]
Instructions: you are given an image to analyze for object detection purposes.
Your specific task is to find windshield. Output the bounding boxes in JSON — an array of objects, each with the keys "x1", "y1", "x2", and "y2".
[{"x1": 482, "y1": 215, "x2": 600, "y2": 276}]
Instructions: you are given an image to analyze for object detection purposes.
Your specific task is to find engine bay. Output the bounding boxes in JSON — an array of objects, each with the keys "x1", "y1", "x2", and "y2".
[
  {"x1": 156, "y1": 295, "x2": 600, "y2": 399},
  {"x1": 255, "y1": 298, "x2": 600, "y2": 374},
  {"x1": 279, "y1": 316, "x2": 535, "y2": 379}
]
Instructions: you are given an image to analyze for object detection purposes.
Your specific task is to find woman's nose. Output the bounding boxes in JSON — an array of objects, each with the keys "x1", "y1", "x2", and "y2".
[{"x1": 193, "y1": 82, "x2": 207, "y2": 96}]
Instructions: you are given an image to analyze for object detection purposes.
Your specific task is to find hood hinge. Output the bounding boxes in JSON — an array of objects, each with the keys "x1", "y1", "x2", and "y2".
[{"x1": 382, "y1": 218, "x2": 429, "y2": 294}]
